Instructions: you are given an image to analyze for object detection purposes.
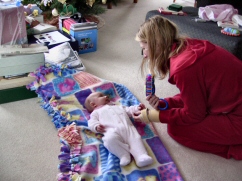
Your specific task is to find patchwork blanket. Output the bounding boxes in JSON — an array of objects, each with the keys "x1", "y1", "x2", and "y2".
[{"x1": 27, "y1": 65, "x2": 184, "y2": 181}]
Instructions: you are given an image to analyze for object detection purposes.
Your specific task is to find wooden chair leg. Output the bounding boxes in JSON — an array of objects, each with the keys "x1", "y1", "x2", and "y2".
[
  {"x1": 107, "y1": 2, "x2": 112, "y2": 9},
  {"x1": 194, "y1": 0, "x2": 197, "y2": 7}
]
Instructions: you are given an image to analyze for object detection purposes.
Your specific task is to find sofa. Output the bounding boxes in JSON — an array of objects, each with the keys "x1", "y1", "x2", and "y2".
[{"x1": 145, "y1": 1, "x2": 242, "y2": 60}]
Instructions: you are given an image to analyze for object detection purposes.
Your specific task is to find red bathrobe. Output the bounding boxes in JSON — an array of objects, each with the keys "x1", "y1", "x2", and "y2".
[{"x1": 159, "y1": 39, "x2": 242, "y2": 160}]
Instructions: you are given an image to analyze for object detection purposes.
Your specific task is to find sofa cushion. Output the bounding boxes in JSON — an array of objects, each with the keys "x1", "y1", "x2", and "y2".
[{"x1": 146, "y1": 10, "x2": 242, "y2": 60}]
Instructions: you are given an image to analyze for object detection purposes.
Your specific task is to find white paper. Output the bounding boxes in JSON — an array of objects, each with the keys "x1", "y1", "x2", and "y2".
[{"x1": 34, "y1": 31, "x2": 70, "y2": 46}]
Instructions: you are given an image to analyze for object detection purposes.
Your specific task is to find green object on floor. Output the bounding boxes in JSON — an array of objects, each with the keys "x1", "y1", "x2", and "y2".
[{"x1": 0, "y1": 86, "x2": 37, "y2": 104}]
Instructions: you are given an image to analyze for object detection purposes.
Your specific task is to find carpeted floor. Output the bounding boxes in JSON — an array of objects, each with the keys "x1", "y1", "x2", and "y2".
[{"x1": 0, "y1": 0, "x2": 242, "y2": 180}]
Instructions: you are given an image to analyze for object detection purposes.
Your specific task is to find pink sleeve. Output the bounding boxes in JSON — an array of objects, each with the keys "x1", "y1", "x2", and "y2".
[
  {"x1": 123, "y1": 105, "x2": 139, "y2": 117},
  {"x1": 88, "y1": 111, "x2": 101, "y2": 133}
]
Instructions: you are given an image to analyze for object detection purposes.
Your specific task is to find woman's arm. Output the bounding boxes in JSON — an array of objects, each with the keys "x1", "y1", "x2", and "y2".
[{"x1": 159, "y1": 65, "x2": 207, "y2": 125}]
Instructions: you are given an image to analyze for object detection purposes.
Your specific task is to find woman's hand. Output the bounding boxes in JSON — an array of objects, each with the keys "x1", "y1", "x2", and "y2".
[
  {"x1": 96, "y1": 124, "x2": 106, "y2": 133},
  {"x1": 146, "y1": 94, "x2": 160, "y2": 110}
]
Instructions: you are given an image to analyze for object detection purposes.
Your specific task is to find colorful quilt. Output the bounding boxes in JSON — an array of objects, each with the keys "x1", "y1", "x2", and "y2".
[{"x1": 27, "y1": 65, "x2": 184, "y2": 181}]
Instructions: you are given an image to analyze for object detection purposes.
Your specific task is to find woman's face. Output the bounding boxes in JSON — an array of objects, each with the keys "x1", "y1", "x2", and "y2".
[{"x1": 139, "y1": 42, "x2": 149, "y2": 58}]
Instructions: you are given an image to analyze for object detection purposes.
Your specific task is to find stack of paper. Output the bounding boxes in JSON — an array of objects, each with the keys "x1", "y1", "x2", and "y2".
[
  {"x1": 32, "y1": 23, "x2": 57, "y2": 34},
  {"x1": 0, "y1": 44, "x2": 48, "y2": 56},
  {"x1": 44, "y1": 42, "x2": 85, "y2": 71}
]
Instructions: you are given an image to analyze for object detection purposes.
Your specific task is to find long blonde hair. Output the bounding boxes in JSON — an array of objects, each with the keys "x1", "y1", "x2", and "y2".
[{"x1": 135, "y1": 15, "x2": 187, "y2": 79}]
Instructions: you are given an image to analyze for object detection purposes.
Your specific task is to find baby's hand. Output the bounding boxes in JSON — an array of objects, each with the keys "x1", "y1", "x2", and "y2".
[
  {"x1": 138, "y1": 103, "x2": 146, "y2": 111},
  {"x1": 132, "y1": 103, "x2": 146, "y2": 121},
  {"x1": 133, "y1": 114, "x2": 143, "y2": 122},
  {"x1": 96, "y1": 124, "x2": 106, "y2": 133}
]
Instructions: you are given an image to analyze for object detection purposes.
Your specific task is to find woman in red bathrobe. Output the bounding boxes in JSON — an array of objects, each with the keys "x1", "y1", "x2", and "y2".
[{"x1": 134, "y1": 15, "x2": 242, "y2": 160}]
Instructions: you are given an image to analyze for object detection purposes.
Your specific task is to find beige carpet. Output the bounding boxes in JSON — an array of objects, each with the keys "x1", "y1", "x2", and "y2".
[{"x1": 1, "y1": 0, "x2": 242, "y2": 180}]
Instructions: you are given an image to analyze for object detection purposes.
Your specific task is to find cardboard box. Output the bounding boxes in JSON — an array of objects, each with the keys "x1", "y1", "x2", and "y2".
[
  {"x1": 59, "y1": 17, "x2": 98, "y2": 54},
  {"x1": 0, "y1": 5, "x2": 28, "y2": 45},
  {"x1": 70, "y1": 23, "x2": 98, "y2": 54},
  {"x1": 0, "y1": 53, "x2": 45, "y2": 76}
]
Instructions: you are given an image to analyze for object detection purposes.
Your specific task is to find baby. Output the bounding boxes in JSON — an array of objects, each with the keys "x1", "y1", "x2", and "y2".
[{"x1": 85, "y1": 92, "x2": 153, "y2": 167}]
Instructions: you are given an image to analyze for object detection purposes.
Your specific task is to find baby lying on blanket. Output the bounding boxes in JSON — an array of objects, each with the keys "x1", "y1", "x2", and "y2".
[{"x1": 85, "y1": 92, "x2": 153, "y2": 167}]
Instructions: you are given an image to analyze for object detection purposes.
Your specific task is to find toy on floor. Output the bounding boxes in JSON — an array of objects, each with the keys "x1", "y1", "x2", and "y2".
[
  {"x1": 221, "y1": 27, "x2": 240, "y2": 36},
  {"x1": 145, "y1": 74, "x2": 168, "y2": 110}
]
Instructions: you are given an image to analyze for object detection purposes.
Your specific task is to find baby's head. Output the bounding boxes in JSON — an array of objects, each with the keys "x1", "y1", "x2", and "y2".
[{"x1": 84, "y1": 92, "x2": 110, "y2": 112}]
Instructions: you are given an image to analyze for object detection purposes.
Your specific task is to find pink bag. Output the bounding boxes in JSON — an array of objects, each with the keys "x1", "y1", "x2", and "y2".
[
  {"x1": 0, "y1": 5, "x2": 27, "y2": 45},
  {"x1": 198, "y1": 4, "x2": 238, "y2": 21}
]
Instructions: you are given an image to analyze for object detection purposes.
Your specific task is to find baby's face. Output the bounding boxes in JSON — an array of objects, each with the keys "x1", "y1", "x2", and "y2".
[{"x1": 90, "y1": 92, "x2": 110, "y2": 107}]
